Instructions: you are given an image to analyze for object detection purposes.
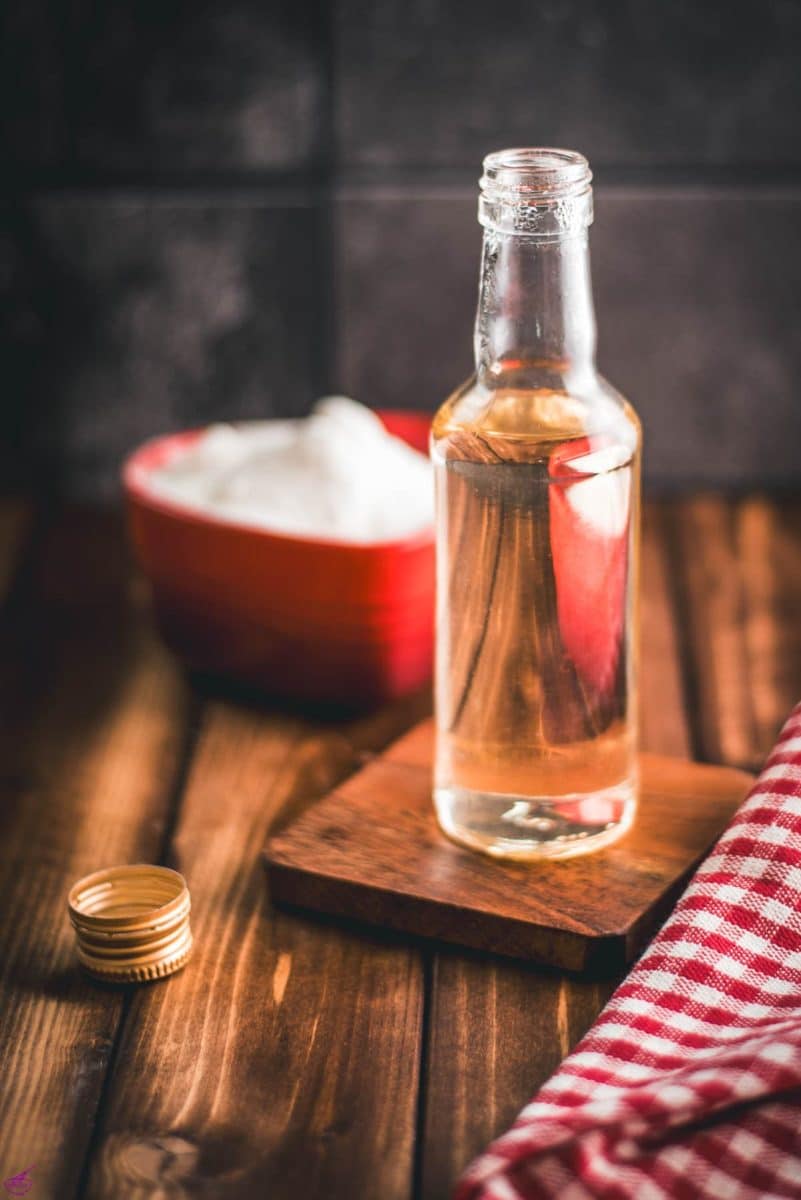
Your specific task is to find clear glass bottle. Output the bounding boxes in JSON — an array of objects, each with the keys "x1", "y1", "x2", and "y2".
[{"x1": 431, "y1": 148, "x2": 640, "y2": 859}]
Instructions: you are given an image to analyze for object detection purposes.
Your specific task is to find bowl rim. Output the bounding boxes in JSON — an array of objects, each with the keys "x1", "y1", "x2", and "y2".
[{"x1": 122, "y1": 410, "x2": 436, "y2": 554}]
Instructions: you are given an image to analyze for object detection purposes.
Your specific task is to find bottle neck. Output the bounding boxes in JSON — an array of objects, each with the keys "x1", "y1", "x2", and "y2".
[{"x1": 474, "y1": 230, "x2": 597, "y2": 389}]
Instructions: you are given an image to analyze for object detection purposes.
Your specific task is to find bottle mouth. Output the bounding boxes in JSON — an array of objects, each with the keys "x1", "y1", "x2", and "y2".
[
  {"x1": 479, "y1": 148, "x2": 593, "y2": 237},
  {"x1": 481, "y1": 148, "x2": 592, "y2": 198}
]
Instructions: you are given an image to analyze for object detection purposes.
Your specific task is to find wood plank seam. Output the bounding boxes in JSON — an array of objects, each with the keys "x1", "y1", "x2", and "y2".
[
  {"x1": 71, "y1": 695, "x2": 207, "y2": 1199},
  {"x1": 661, "y1": 500, "x2": 711, "y2": 765},
  {"x1": 411, "y1": 950, "x2": 435, "y2": 1200},
  {"x1": 724, "y1": 498, "x2": 763, "y2": 765}
]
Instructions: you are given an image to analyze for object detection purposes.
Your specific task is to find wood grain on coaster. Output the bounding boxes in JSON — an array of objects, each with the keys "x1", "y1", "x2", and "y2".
[{"x1": 265, "y1": 721, "x2": 752, "y2": 973}]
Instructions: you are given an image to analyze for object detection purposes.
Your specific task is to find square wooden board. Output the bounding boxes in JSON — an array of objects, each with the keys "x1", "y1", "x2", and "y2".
[{"x1": 264, "y1": 720, "x2": 753, "y2": 972}]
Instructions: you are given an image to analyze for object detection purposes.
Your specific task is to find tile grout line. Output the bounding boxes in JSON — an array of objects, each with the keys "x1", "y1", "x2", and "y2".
[{"x1": 5, "y1": 166, "x2": 801, "y2": 201}]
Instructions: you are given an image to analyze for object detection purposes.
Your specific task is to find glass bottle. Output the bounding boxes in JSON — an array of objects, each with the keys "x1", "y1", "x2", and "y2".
[{"x1": 431, "y1": 148, "x2": 640, "y2": 859}]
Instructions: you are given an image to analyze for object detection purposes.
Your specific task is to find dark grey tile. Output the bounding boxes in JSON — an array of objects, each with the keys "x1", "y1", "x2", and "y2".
[
  {"x1": 335, "y1": 0, "x2": 801, "y2": 169},
  {"x1": 334, "y1": 185, "x2": 801, "y2": 487},
  {"x1": 3, "y1": 1, "x2": 326, "y2": 173},
  {"x1": 595, "y1": 186, "x2": 801, "y2": 488},
  {"x1": 1, "y1": 1, "x2": 72, "y2": 169},
  {"x1": 334, "y1": 186, "x2": 477, "y2": 411},
  {"x1": 0, "y1": 195, "x2": 327, "y2": 495}
]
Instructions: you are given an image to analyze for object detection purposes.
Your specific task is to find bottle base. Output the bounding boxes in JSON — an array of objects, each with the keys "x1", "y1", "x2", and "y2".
[{"x1": 434, "y1": 778, "x2": 637, "y2": 861}]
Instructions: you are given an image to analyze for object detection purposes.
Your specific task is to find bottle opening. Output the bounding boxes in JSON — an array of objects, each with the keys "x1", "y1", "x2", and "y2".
[
  {"x1": 479, "y1": 147, "x2": 593, "y2": 238},
  {"x1": 482, "y1": 148, "x2": 592, "y2": 198}
]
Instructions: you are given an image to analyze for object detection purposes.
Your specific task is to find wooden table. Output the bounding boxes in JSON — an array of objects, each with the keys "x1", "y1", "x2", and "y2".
[{"x1": 1, "y1": 496, "x2": 800, "y2": 1199}]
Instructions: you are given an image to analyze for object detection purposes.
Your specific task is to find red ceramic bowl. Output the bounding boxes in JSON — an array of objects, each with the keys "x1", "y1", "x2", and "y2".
[{"x1": 123, "y1": 411, "x2": 435, "y2": 707}]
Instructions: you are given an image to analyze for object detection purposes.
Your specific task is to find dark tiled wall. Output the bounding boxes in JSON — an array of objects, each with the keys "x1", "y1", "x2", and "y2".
[
  {"x1": 4, "y1": 1, "x2": 327, "y2": 173},
  {"x1": 4, "y1": 197, "x2": 327, "y2": 494},
  {"x1": 337, "y1": 186, "x2": 801, "y2": 487},
  {"x1": 335, "y1": 0, "x2": 801, "y2": 169},
  {"x1": 2, "y1": 1, "x2": 800, "y2": 494}
]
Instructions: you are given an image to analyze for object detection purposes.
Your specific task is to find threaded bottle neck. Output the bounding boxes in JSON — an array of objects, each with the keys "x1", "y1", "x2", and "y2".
[
  {"x1": 479, "y1": 148, "x2": 593, "y2": 240},
  {"x1": 475, "y1": 149, "x2": 597, "y2": 382}
]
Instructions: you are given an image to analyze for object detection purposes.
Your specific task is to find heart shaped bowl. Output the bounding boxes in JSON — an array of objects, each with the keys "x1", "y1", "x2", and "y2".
[{"x1": 123, "y1": 411, "x2": 434, "y2": 708}]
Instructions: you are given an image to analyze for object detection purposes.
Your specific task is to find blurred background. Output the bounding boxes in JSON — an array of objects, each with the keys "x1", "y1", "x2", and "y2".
[{"x1": 2, "y1": 0, "x2": 800, "y2": 498}]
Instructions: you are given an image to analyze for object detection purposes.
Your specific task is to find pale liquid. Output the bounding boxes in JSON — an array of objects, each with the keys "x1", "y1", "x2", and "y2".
[{"x1": 432, "y1": 385, "x2": 639, "y2": 859}]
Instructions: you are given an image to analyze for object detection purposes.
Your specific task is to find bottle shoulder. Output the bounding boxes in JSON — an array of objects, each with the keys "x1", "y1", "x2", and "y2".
[
  {"x1": 431, "y1": 373, "x2": 640, "y2": 467},
  {"x1": 594, "y1": 372, "x2": 641, "y2": 434}
]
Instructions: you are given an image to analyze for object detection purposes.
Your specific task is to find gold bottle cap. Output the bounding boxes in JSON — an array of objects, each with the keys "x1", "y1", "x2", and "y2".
[{"x1": 68, "y1": 865, "x2": 192, "y2": 983}]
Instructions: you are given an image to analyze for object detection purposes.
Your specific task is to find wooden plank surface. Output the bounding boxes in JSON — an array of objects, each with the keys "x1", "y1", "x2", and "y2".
[
  {"x1": 84, "y1": 699, "x2": 428, "y2": 1200},
  {"x1": 735, "y1": 497, "x2": 801, "y2": 759},
  {"x1": 418, "y1": 500, "x2": 697, "y2": 1197},
  {"x1": 1, "y1": 496, "x2": 799, "y2": 1200},
  {"x1": 667, "y1": 496, "x2": 759, "y2": 768},
  {"x1": 669, "y1": 496, "x2": 801, "y2": 770},
  {"x1": 0, "y1": 510, "x2": 191, "y2": 1198},
  {"x1": 638, "y1": 502, "x2": 693, "y2": 761}
]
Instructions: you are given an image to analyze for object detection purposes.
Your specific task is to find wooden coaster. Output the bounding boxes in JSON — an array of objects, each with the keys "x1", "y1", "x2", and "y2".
[{"x1": 264, "y1": 721, "x2": 753, "y2": 973}]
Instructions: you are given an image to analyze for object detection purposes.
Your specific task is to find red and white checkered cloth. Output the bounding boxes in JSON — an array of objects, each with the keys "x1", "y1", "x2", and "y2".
[{"x1": 456, "y1": 703, "x2": 801, "y2": 1200}]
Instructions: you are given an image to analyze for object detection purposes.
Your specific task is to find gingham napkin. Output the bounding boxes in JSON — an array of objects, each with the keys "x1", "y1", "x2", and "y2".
[{"x1": 456, "y1": 703, "x2": 801, "y2": 1199}]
